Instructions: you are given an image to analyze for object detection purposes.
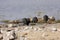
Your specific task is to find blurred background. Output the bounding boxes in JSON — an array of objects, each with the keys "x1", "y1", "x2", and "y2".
[{"x1": 0, "y1": 0, "x2": 60, "y2": 20}]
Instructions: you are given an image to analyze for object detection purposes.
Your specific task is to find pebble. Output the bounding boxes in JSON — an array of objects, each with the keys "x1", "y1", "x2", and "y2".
[
  {"x1": 25, "y1": 37, "x2": 28, "y2": 40},
  {"x1": 7, "y1": 24, "x2": 13, "y2": 27},
  {"x1": 42, "y1": 33, "x2": 48, "y2": 37},
  {"x1": 29, "y1": 26, "x2": 33, "y2": 29},
  {"x1": 38, "y1": 28, "x2": 42, "y2": 31},
  {"x1": 24, "y1": 27, "x2": 29, "y2": 30},
  {"x1": 34, "y1": 28, "x2": 38, "y2": 31},
  {"x1": 51, "y1": 27, "x2": 57, "y2": 32}
]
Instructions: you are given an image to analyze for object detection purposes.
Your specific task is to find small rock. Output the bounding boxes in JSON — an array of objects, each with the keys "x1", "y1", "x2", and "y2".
[
  {"x1": 25, "y1": 37, "x2": 29, "y2": 40},
  {"x1": 7, "y1": 24, "x2": 13, "y2": 27},
  {"x1": 51, "y1": 27, "x2": 57, "y2": 32},
  {"x1": 29, "y1": 26, "x2": 33, "y2": 29},
  {"x1": 38, "y1": 28, "x2": 42, "y2": 31},
  {"x1": 3, "y1": 30, "x2": 16, "y2": 40},
  {"x1": 1, "y1": 29, "x2": 6, "y2": 34},
  {"x1": 34, "y1": 28, "x2": 38, "y2": 31},
  {"x1": 42, "y1": 33, "x2": 48, "y2": 37},
  {"x1": 24, "y1": 27, "x2": 29, "y2": 30}
]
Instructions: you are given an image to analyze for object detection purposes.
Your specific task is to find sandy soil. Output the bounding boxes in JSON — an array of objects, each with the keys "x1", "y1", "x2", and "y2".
[{"x1": 0, "y1": 23, "x2": 60, "y2": 40}]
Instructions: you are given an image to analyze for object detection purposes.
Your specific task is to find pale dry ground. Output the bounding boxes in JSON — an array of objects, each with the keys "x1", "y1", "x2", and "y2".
[{"x1": 0, "y1": 23, "x2": 60, "y2": 40}]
